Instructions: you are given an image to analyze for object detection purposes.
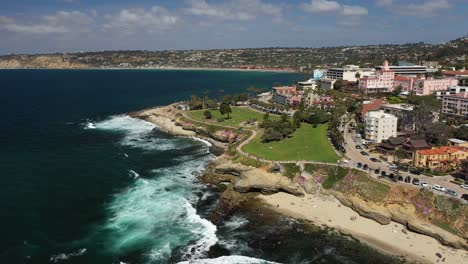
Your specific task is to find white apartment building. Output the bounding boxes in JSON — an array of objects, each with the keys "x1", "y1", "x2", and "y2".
[
  {"x1": 297, "y1": 78, "x2": 317, "y2": 91},
  {"x1": 365, "y1": 110, "x2": 398, "y2": 143},
  {"x1": 325, "y1": 65, "x2": 374, "y2": 82}
]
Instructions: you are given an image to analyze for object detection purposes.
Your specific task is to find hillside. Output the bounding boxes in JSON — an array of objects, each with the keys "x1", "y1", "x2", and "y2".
[{"x1": 0, "y1": 35, "x2": 467, "y2": 70}]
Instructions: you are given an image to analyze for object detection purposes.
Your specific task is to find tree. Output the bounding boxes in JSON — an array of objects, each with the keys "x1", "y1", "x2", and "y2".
[
  {"x1": 203, "y1": 110, "x2": 212, "y2": 119},
  {"x1": 454, "y1": 126, "x2": 468, "y2": 140},
  {"x1": 393, "y1": 85, "x2": 403, "y2": 96},
  {"x1": 219, "y1": 103, "x2": 232, "y2": 119},
  {"x1": 394, "y1": 148, "x2": 406, "y2": 163},
  {"x1": 309, "y1": 114, "x2": 320, "y2": 128},
  {"x1": 355, "y1": 72, "x2": 361, "y2": 80},
  {"x1": 189, "y1": 95, "x2": 203, "y2": 110}
]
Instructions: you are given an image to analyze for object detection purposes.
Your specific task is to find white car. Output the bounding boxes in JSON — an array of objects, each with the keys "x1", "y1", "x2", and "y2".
[
  {"x1": 432, "y1": 184, "x2": 446, "y2": 192},
  {"x1": 461, "y1": 184, "x2": 468, "y2": 190},
  {"x1": 420, "y1": 181, "x2": 429, "y2": 188}
]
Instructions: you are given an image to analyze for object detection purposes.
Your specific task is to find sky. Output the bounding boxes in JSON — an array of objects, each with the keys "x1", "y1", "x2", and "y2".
[{"x1": 0, "y1": 0, "x2": 467, "y2": 54}]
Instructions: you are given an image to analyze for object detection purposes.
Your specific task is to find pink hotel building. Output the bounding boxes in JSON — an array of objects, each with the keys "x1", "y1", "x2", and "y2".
[
  {"x1": 359, "y1": 61, "x2": 459, "y2": 95},
  {"x1": 359, "y1": 61, "x2": 395, "y2": 94},
  {"x1": 394, "y1": 76, "x2": 458, "y2": 95}
]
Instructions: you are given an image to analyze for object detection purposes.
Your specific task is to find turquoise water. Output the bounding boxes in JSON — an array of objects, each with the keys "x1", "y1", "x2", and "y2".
[{"x1": 0, "y1": 69, "x2": 304, "y2": 263}]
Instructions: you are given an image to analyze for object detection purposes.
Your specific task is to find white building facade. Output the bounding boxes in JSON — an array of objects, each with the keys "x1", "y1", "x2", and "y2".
[
  {"x1": 365, "y1": 110, "x2": 398, "y2": 143},
  {"x1": 325, "y1": 65, "x2": 374, "y2": 82}
]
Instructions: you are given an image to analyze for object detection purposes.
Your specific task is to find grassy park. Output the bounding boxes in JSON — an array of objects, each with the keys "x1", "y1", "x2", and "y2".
[
  {"x1": 187, "y1": 106, "x2": 278, "y2": 127},
  {"x1": 242, "y1": 123, "x2": 339, "y2": 163}
]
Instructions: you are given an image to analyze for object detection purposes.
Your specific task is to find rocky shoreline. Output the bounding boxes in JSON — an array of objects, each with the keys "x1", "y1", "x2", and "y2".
[{"x1": 130, "y1": 103, "x2": 468, "y2": 264}]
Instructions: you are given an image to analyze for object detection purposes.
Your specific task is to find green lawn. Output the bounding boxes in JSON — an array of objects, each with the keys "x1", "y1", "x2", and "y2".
[
  {"x1": 242, "y1": 123, "x2": 340, "y2": 162},
  {"x1": 187, "y1": 107, "x2": 278, "y2": 127}
]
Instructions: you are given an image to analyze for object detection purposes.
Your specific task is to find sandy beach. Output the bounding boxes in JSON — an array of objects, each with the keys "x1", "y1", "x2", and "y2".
[{"x1": 261, "y1": 192, "x2": 468, "y2": 264}]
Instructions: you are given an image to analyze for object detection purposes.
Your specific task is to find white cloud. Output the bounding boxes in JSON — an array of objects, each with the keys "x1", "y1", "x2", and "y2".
[
  {"x1": 342, "y1": 5, "x2": 368, "y2": 16},
  {"x1": 184, "y1": 0, "x2": 282, "y2": 21},
  {"x1": 376, "y1": 0, "x2": 393, "y2": 7},
  {"x1": 102, "y1": 6, "x2": 179, "y2": 33},
  {"x1": 0, "y1": 11, "x2": 94, "y2": 34},
  {"x1": 376, "y1": 0, "x2": 452, "y2": 16},
  {"x1": 301, "y1": 0, "x2": 368, "y2": 17},
  {"x1": 301, "y1": 0, "x2": 341, "y2": 13}
]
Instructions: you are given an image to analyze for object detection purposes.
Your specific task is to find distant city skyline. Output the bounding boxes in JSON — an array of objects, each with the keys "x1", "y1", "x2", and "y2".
[{"x1": 0, "y1": 0, "x2": 467, "y2": 54}]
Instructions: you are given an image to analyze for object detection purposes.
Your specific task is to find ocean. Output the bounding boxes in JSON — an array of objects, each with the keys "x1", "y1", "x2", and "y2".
[{"x1": 0, "y1": 69, "x2": 402, "y2": 264}]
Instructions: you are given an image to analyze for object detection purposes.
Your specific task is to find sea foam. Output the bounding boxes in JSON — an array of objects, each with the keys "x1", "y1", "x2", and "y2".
[
  {"x1": 88, "y1": 114, "x2": 218, "y2": 262},
  {"x1": 177, "y1": 255, "x2": 281, "y2": 264}
]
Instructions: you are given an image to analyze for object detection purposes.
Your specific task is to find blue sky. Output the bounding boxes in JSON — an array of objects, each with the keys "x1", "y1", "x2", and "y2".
[{"x1": 0, "y1": 0, "x2": 467, "y2": 54}]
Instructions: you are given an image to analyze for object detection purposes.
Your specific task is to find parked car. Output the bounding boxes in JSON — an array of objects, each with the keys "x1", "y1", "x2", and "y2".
[
  {"x1": 375, "y1": 169, "x2": 380, "y2": 174},
  {"x1": 404, "y1": 176, "x2": 411, "y2": 183},
  {"x1": 355, "y1": 145, "x2": 362, "y2": 149},
  {"x1": 432, "y1": 184, "x2": 446, "y2": 192},
  {"x1": 370, "y1": 158, "x2": 381, "y2": 162},
  {"x1": 357, "y1": 162, "x2": 362, "y2": 168},
  {"x1": 398, "y1": 175, "x2": 403, "y2": 181},
  {"x1": 409, "y1": 169, "x2": 421, "y2": 175},
  {"x1": 381, "y1": 171, "x2": 387, "y2": 177},
  {"x1": 363, "y1": 164, "x2": 368, "y2": 170},
  {"x1": 412, "y1": 178, "x2": 420, "y2": 185},
  {"x1": 460, "y1": 183, "x2": 468, "y2": 190},
  {"x1": 445, "y1": 189, "x2": 458, "y2": 197},
  {"x1": 420, "y1": 181, "x2": 429, "y2": 188},
  {"x1": 462, "y1": 194, "x2": 468, "y2": 201},
  {"x1": 360, "y1": 151, "x2": 369, "y2": 156}
]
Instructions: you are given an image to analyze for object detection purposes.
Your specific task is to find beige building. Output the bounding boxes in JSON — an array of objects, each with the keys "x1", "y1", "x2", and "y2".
[
  {"x1": 441, "y1": 93, "x2": 468, "y2": 116},
  {"x1": 414, "y1": 146, "x2": 468, "y2": 171},
  {"x1": 365, "y1": 110, "x2": 398, "y2": 143}
]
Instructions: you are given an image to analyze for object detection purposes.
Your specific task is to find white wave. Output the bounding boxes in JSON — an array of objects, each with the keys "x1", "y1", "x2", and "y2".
[
  {"x1": 84, "y1": 122, "x2": 96, "y2": 129},
  {"x1": 223, "y1": 215, "x2": 249, "y2": 230},
  {"x1": 49, "y1": 248, "x2": 87, "y2": 263},
  {"x1": 128, "y1": 170, "x2": 139, "y2": 179},
  {"x1": 177, "y1": 255, "x2": 281, "y2": 264},
  {"x1": 98, "y1": 153, "x2": 216, "y2": 263},
  {"x1": 191, "y1": 136, "x2": 212, "y2": 147},
  {"x1": 92, "y1": 115, "x2": 181, "y2": 151},
  {"x1": 183, "y1": 201, "x2": 218, "y2": 260}
]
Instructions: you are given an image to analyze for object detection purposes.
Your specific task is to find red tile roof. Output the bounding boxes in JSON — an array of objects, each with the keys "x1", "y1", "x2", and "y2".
[
  {"x1": 418, "y1": 146, "x2": 467, "y2": 156},
  {"x1": 361, "y1": 99, "x2": 385, "y2": 119},
  {"x1": 442, "y1": 70, "x2": 468, "y2": 76}
]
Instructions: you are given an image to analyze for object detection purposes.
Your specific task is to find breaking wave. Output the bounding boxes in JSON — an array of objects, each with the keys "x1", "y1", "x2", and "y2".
[
  {"x1": 177, "y1": 255, "x2": 281, "y2": 264},
  {"x1": 87, "y1": 114, "x2": 218, "y2": 263}
]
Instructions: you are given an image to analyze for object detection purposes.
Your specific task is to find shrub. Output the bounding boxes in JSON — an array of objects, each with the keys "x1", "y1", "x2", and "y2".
[
  {"x1": 217, "y1": 117, "x2": 225, "y2": 122},
  {"x1": 203, "y1": 110, "x2": 212, "y2": 119}
]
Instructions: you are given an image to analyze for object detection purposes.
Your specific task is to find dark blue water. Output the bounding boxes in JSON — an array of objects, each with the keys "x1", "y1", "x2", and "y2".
[{"x1": 0, "y1": 69, "x2": 304, "y2": 263}]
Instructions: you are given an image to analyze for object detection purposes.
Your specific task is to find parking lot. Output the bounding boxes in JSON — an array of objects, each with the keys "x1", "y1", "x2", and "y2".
[{"x1": 343, "y1": 122, "x2": 468, "y2": 201}]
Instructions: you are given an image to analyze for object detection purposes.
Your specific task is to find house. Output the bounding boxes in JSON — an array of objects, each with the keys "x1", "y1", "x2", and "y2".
[
  {"x1": 413, "y1": 146, "x2": 468, "y2": 171},
  {"x1": 377, "y1": 136, "x2": 407, "y2": 155},
  {"x1": 402, "y1": 139, "x2": 431, "y2": 158},
  {"x1": 442, "y1": 70, "x2": 468, "y2": 79},
  {"x1": 448, "y1": 138, "x2": 468, "y2": 147}
]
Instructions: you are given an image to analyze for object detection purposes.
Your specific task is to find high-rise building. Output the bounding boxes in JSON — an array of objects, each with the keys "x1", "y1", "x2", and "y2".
[{"x1": 365, "y1": 110, "x2": 398, "y2": 143}]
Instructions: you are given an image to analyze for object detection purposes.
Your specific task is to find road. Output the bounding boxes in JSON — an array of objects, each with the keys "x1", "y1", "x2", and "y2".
[{"x1": 342, "y1": 122, "x2": 468, "y2": 199}]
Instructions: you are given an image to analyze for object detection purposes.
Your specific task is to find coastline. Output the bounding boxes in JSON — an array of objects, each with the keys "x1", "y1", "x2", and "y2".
[
  {"x1": 260, "y1": 192, "x2": 468, "y2": 264},
  {"x1": 130, "y1": 103, "x2": 468, "y2": 264},
  {"x1": 0, "y1": 66, "x2": 299, "y2": 73}
]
